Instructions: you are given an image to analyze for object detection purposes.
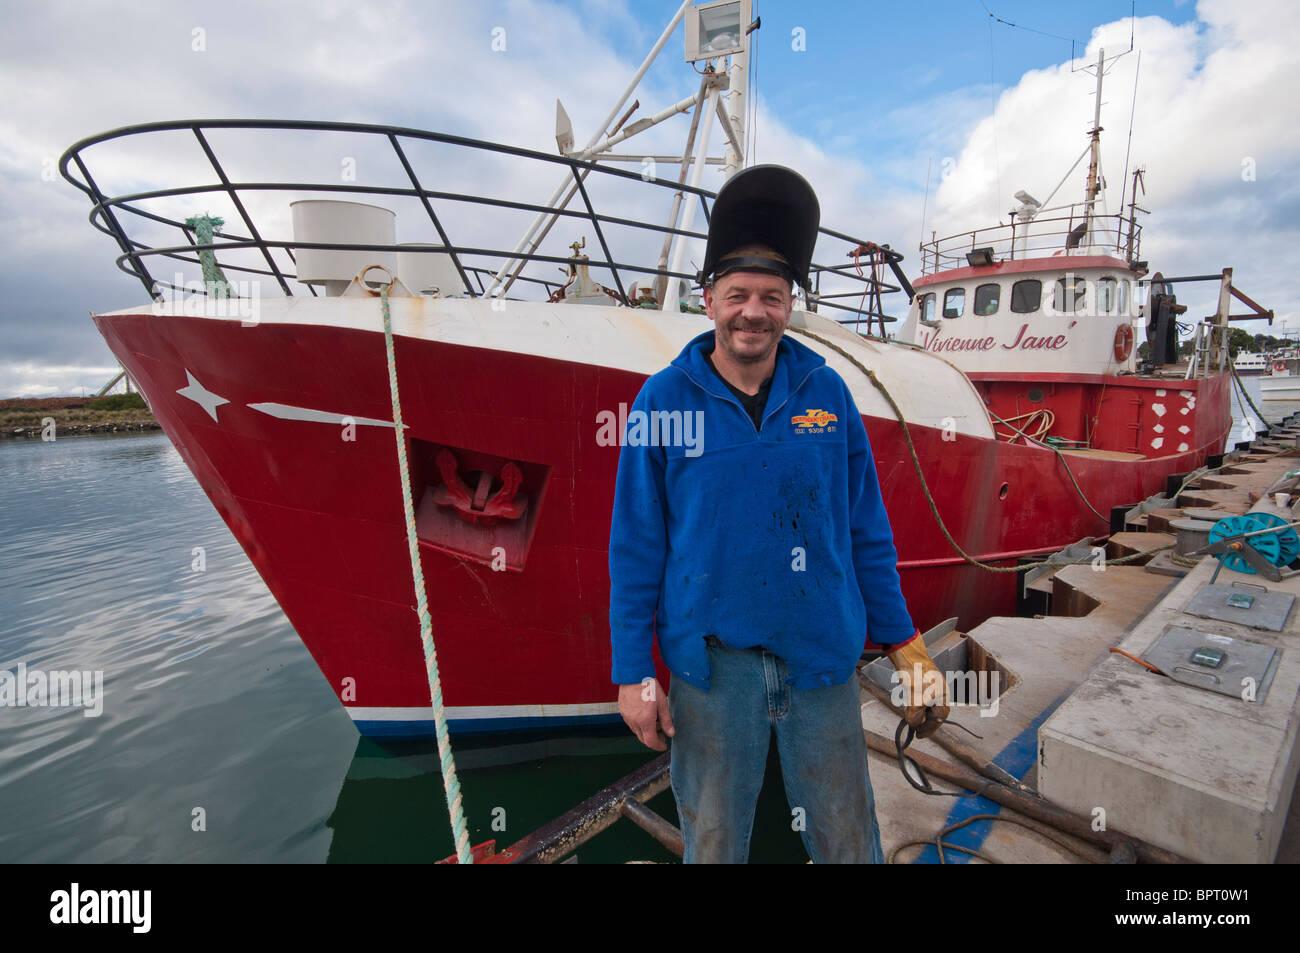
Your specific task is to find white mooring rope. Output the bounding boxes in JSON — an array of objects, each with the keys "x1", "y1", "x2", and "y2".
[{"x1": 380, "y1": 285, "x2": 473, "y2": 864}]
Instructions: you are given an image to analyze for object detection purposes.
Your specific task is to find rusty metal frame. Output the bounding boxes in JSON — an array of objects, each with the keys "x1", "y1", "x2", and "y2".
[{"x1": 479, "y1": 752, "x2": 679, "y2": 864}]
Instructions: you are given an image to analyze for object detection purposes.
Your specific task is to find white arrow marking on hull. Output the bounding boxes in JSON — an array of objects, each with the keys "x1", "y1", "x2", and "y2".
[{"x1": 247, "y1": 402, "x2": 404, "y2": 428}]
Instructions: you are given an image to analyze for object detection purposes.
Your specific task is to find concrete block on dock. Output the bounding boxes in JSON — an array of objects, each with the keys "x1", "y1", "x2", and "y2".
[
  {"x1": 1106, "y1": 531, "x2": 1173, "y2": 564},
  {"x1": 1039, "y1": 551, "x2": 1300, "y2": 863},
  {"x1": 1179, "y1": 488, "x2": 1267, "y2": 510},
  {"x1": 1143, "y1": 508, "x2": 1188, "y2": 534}
]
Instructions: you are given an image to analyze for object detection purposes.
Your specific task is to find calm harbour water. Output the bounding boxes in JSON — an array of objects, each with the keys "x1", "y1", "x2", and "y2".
[{"x1": 0, "y1": 375, "x2": 1291, "y2": 864}]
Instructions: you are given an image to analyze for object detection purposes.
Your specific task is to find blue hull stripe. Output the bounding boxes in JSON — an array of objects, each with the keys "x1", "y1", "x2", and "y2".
[{"x1": 356, "y1": 711, "x2": 625, "y2": 739}]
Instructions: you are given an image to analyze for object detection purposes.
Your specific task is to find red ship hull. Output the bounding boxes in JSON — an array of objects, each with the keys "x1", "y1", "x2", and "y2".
[{"x1": 94, "y1": 309, "x2": 1231, "y2": 736}]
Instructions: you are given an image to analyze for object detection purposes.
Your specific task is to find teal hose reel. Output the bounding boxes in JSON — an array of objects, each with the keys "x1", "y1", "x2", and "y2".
[{"x1": 1207, "y1": 514, "x2": 1300, "y2": 574}]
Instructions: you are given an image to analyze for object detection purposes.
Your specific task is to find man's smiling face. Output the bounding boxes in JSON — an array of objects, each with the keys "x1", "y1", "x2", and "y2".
[{"x1": 703, "y1": 247, "x2": 794, "y2": 367}]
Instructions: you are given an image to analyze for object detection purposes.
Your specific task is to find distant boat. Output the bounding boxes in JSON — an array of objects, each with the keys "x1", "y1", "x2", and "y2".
[
  {"x1": 1262, "y1": 353, "x2": 1300, "y2": 400},
  {"x1": 1233, "y1": 351, "x2": 1268, "y2": 375}
]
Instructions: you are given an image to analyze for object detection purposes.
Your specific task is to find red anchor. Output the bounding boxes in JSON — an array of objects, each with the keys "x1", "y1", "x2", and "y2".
[{"x1": 431, "y1": 449, "x2": 527, "y2": 525}]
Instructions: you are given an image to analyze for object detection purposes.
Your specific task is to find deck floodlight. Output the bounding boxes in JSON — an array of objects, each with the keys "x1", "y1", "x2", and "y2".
[
  {"x1": 966, "y1": 247, "x2": 995, "y2": 267},
  {"x1": 685, "y1": 0, "x2": 750, "y2": 63}
]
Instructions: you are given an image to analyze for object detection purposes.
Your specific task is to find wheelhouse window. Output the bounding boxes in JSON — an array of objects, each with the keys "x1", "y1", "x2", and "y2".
[
  {"x1": 1011, "y1": 279, "x2": 1041, "y2": 313},
  {"x1": 1053, "y1": 276, "x2": 1086, "y2": 313},
  {"x1": 974, "y1": 283, "x2": 1000, "y2": 316},
  {"x1": 1134, "y1": 279, "x2": 1151, "y2": 313},
  {"x1": 943, "y1": 287, "x2": 965, "y2": 318},
  {"x1": 1098, "y1": 277, "x2": 1117, "y2": 314},
  {"x1": 919, "y1": 292, "x2": 936, "y2": 322},
  {"x1": 1118, "y1": 279, "x2": 1130, "y2": 316}
]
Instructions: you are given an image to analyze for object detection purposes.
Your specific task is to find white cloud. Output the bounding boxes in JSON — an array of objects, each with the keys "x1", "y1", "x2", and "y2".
[
  {"x1": 0, "y1": 0, "x2": 688, "y2": 395},
  {"x1": 928, "y1": 2, "x2": 1300, "y2": 327},
  {"x1": 0, "y1": 363, "x2": 122, "y2": 399}
]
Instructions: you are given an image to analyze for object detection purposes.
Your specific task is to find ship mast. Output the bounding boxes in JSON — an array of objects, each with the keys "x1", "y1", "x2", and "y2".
[
  {"x1": 723, "y1": 26, "x2": 747, "y2": 176},
  {"x1": 1083, "y1": 45, "x2": 1105, "y2": 250},
  {"x1": 662, "y1": 0, "x2": 753, "y2": 309}
]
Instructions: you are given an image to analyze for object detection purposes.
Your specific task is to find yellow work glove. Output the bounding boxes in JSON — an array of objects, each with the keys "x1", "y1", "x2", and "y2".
[{"x1": 886, "y1": 636, "x2": 950, "y2": 739}]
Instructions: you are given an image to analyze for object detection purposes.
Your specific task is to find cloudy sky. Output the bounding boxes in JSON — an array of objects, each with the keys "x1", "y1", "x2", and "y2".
[{"x1": 1, "y1": 0, "x2": 1296, "y2": 396}]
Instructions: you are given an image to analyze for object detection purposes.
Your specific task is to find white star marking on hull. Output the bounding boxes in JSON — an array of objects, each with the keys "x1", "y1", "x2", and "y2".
[{"x1": 176, "y1": 370, "x2": 230, "y2": 422}]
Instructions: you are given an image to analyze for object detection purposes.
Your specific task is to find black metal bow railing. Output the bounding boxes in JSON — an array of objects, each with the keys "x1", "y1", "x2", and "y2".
[{"x1": 61, "y1": 119, "x2": 907, "y2": 327}]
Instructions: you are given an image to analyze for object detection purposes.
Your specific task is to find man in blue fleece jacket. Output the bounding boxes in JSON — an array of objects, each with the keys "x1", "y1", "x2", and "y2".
[{"x1": 608, "y1": 165, "x2": 948, "y2": 863}]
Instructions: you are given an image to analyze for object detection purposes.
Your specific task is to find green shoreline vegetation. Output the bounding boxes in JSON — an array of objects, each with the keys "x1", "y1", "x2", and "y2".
[{"x1": 1, "y1": 394, "x2": 160, "y2": 439}]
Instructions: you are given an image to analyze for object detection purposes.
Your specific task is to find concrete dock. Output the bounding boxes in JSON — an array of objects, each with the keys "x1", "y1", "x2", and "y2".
[{"x1": 862, "y1": 428, "x2": 1300, "y2": 863}]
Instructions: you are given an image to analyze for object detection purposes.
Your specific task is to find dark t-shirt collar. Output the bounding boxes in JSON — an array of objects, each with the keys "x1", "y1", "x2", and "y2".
[{"x1": 705, "y1": 349, "x2": 774, "y2": 431}]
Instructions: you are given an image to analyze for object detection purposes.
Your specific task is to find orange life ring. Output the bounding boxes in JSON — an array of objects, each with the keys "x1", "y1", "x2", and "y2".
[{"x1": 1113, "y1": 324, "x2": 1134, "y2": 362}]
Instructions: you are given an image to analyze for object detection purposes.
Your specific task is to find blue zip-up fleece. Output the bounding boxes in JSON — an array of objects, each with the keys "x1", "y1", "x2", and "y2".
[{"x1": 608, "y1": 329, "x2": 917, "y2": 691}]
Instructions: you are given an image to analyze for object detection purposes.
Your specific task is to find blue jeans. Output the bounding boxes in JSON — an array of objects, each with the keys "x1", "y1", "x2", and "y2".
[{"x1": 668, "y1": 636, "x2": 884, "y2": 864}]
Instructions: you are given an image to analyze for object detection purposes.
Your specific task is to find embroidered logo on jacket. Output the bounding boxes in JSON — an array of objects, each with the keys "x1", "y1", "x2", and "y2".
[{"x1": 791, "y1": 409, "x2": 838, "y2": 433}]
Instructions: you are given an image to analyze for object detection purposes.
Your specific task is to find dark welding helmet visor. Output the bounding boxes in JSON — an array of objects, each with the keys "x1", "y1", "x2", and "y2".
[{"x1": 698, "y1": 164, "x2": 820, "y2": 291}]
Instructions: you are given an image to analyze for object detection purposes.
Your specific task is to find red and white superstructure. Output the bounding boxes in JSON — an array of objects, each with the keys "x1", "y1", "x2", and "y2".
[
  {"x1": 65, "y1": 12, "x2": 1251, "y2": 738},
  {"x1": 894, "y1": 242, "x2": 1234, "y2": 462},
  {"x1": 895, "y1": 44, "x2": 1254, "y2": 496}
]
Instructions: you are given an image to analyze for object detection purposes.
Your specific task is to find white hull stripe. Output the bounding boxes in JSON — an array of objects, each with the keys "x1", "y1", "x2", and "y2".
[
  {"x1": 248, "y1": 402, "x2": 402, "y2": 428},
  {"x1": 346, "y1": 703, "x2": 620, "y2": 722}
]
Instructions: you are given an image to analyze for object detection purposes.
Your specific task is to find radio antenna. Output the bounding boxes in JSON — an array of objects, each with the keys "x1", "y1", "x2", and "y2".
[
  {"x1": 1117, "y1": 49, "x2": 1141, "y2": 221},
  {"x1": 919, "y1": 156, "x2": 932, "y2": 252}
]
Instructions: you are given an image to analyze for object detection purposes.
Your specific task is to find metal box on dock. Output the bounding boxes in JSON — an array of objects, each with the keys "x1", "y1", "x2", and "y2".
[
  {"x1": 1181, "y1": 583, "x2": 1294, "y2": 631},
  {"x1": 1141, "y1": 624, "x2": 1279, "y2": 703}
]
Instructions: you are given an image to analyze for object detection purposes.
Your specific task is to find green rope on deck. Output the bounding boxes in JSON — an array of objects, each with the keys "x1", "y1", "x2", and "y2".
[
  {"x1": 184, "y1": 214, "x2": 233, "y2": 299},
  {"x1": 1229, "y1": 360, "x2": 1272, "y2": 434},
  {"x1": 380, "y1": 285, "x2": 473, "y2": 864}
]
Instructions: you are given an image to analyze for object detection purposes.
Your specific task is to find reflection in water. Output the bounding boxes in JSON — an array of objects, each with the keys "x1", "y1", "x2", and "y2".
[
  {"x1": 325, "y1": 728, "x2": 681, "y2": 864},
  {"x1": 324, "y1": 727, "x2": 811, "y2": 863},
  {"x1": 0, "y1": 433, "x2": 350, "y2": 862}
]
